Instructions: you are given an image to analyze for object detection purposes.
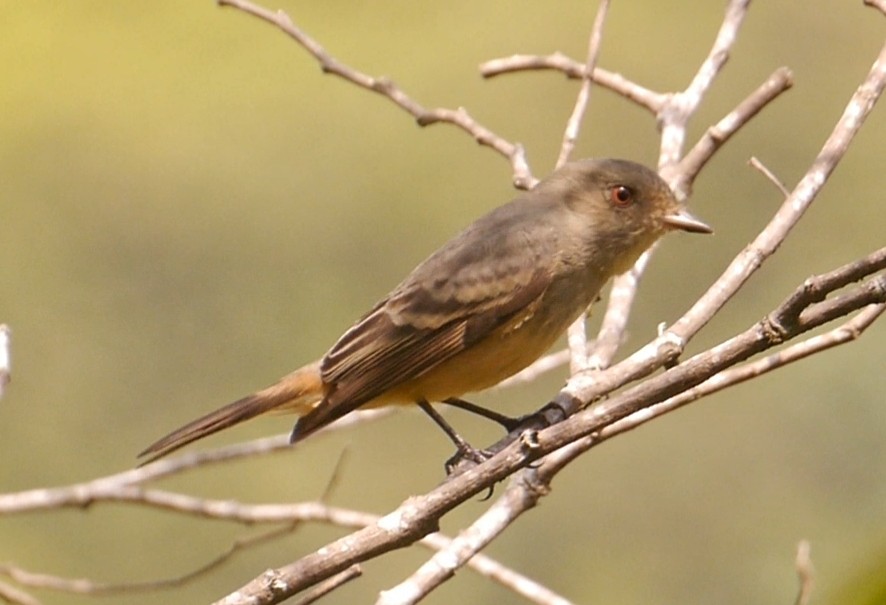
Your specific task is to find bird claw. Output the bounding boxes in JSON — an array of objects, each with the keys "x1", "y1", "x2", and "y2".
[{"x1": 444, "y1": 443, "x2": 493, "y2": 475}]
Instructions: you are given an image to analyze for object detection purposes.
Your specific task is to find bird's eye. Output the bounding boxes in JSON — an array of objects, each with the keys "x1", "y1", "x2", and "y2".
[{"x1": 609, "y1": 185, "x2": 634, "y2": 207}]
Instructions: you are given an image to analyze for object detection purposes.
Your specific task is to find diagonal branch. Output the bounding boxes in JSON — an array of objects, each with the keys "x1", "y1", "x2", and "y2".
[
  {"x1": 212, "y1": 261, "x2": 885, "y2": 603},
  {"x1": 367, "y1": 257, "x2": 885, "y2": 605},
  {"x1": 674, "y1": 67, "x2": 794, "y2": 197},
  {"x1": 658, "y1": 0, "x2": 751, "y2": 169},
  {"x1": 556, "y1": 0, "x2": 612, "y2": 169},
  {"x1": 171, "y1": 8, "x2": 884, "y2": 605},
  {"x1": 216, "y1": 0, "x2": 533, "y2": 186}
]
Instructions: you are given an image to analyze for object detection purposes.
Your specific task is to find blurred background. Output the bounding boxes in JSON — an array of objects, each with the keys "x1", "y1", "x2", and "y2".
[{"x1": 1, "y1": 1, "x2": 884, "y2": 604}]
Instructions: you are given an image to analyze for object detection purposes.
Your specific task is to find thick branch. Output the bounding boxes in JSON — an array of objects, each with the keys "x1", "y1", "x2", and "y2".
[
  {"x1": 201, "y1": 12, "x2": 886, "y2": 605},
  {"x1": 214, "y1": 258, "x2": 884, "y2": 602}
]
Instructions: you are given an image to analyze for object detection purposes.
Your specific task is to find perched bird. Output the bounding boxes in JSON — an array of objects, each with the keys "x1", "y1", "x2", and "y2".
[{"x1": 139, "y1": 158, "x2": 711, "y2": 465}]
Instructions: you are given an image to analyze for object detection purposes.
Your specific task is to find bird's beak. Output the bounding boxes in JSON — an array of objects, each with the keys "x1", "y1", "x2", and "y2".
[{"x1": 662, "y1": 208, "x2": 713, "y2": 234}]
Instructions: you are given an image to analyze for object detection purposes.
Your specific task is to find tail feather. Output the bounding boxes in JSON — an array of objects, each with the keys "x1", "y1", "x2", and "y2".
[{"x1": 138, "y1": 361, "x2": 323, "y2": 464}]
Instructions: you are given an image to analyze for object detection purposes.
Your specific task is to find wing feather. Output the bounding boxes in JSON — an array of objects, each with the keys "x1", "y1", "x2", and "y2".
[{"x1": 291, "y1": 196, "x2": 558, "y2": 440}]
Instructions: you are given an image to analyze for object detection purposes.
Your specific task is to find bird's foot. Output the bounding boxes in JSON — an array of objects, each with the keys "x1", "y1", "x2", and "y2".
[{"x1": 444, "y1": 442, "x2": 494, "y2": 476}]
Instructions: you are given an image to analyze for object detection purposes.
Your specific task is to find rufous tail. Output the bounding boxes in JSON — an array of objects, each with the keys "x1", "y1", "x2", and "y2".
[{"x1": 138, "y1": 361, "x2": 324, "y2": 464}]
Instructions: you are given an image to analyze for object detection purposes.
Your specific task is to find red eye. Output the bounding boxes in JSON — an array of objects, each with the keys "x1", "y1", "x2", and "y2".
[{"x1": 609, "y1": 185, "x2": 634, "y2": 207}]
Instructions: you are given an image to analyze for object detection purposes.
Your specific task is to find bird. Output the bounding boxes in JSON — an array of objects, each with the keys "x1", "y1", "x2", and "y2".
[{"x1": 139, "y1": 158, "x2": 712, "y2": 466}]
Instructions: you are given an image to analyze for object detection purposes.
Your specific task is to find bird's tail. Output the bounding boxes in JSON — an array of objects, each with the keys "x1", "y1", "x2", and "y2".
[{"x1": 137, "y1": 360, "x2": 324, "y2": 464}]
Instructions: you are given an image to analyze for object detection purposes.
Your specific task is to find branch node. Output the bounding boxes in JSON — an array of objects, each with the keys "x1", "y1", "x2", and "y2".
[
  {"x1": 372, "y1": 76, "x2": 395, "y2": 94},
  {"x1": 657, "y1": 331, "x2": 686, "y2": 363},
  {"x1": 761, "y1": 315, "x2": 789, "y2": 344},
  {"x1": 519, "y1": 429, "x2": 541, "y2": 452}
]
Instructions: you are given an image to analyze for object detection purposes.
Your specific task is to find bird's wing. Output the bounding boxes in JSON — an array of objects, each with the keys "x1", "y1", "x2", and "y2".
[{"x1": 291, "y1": 204, "x2": 557, "y2": 439}]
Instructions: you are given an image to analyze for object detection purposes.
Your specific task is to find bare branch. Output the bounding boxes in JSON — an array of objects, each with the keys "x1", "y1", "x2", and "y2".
[
  {"x1": 658, "y1": 39, "x2": 886, "y2": 351},
  {"x1": 424, "y1": 532, "x2": 574, "y2": 605},
  {"x1": 2, "y1": 476, "x2": 547, "y2": 605},
  {"x1": 864, "y1": 0, "x2": 886, "y2": 16},
  {"x1": 480, "y1": 53, "x2": 665, "y2": 114},
  {"x1": 556, "y1": 0, "x2": 611, "y2": 168},
  {"x1": 771, "y1": 247, "x2": 886, "y2": 332},
  {"x1": 5, "y1": 3, "x2": 881, "y2": 605},
  {"x1": 378, "y1": 474, "x2": 572, "y2": 605},
  {"x1": 659, "y1": 0, "x2": 752, "y2": 169},
  {"x1": 0, "y1": 324, "x2": 10, "y2": 400},
  {"x1": 211, "y1": 264, "x2": 884, "y2": 603},
  {"x1": 0, "y1": 527, "x2": 293, "y2": 595},
  {"x1": 749, "y1": 156, "x2": 791, "y2": 197},
  {"x1": 216, "y1": 0, "x2": 533, "y2": 186},
  {"x1": 557, "y1": 0, "x2": 767, "y2": 384},
  {"x1": 595, "y1": 300, "x2": 884, "y2": 440},
  {"x1": 485, "y1": 3, "x2": 785, "y2": 197},
  {"x1": 378, "y1": 288, "x2": 886, "y2": 605},
  {"x1": 198, "y1": 9, "x2": 886, "y2": 603},
  {"x1": 793, "y1": 541, "x2": 814, "y2": 605},
  {"x1": 675, "y1": 67, "x2": 794, "y2": 196},
  {"x1": 0, "y1": 580, "x2": 39, "y2": 605}
]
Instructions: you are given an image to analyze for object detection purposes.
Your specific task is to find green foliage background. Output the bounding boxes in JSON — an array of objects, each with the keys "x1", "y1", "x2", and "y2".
[{"x1": 1, "y1": 1, "x2": 883, "y2": 604}]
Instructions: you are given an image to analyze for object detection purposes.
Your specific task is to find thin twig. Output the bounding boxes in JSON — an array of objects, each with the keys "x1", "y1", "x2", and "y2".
[
  {"x1": 658, "y1": 0, "x2": 752, "y2": 169},
  {"x1": 0, "y1": 526, "x2": 295, "y2": 595},
  {"x1": 480, "y1": 53, "x2": 665, "y2": 113},
  {"x1": 771, "y1": 247, "x2": 886, "y2": 331},
  {"x1": 749, "y1": 156, "x2": 791, "y2": 197},
  {"x1": 216, "y1": 0, "x2": 533, "y2": 186},
  {"x1": 1, "y1": 483, "x2": 551, "y2": 605},
  {"x1": 0, "y1": 411, "x2": 397, "y2": 515},
  {"x1": 0, "y1": 580, "x2": 39, "y2": 605},
  {"x1": 378, "y1": 473, "x2": 573, "y2": 605},
  {"x1": 0, "y1": 324, "x2": 10, "y2": 400},
  {"x1": 793, "y1": 540, "x2": 814, "y2": 605},
  {"x1": 556, "y1": 0, "x2": 611, "y2": 168},
  {"x1": 674, "y1": 67, "x2": 794, "y2": 197}
]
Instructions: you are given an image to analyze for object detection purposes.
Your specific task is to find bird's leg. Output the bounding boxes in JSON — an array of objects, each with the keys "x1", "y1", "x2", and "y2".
[
  {"x1": 441, "y1": 397, "x2": 523, "y2": 432},
  {"x1": 416, "y1": 400, "x2": 491, "y2": 474}
]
